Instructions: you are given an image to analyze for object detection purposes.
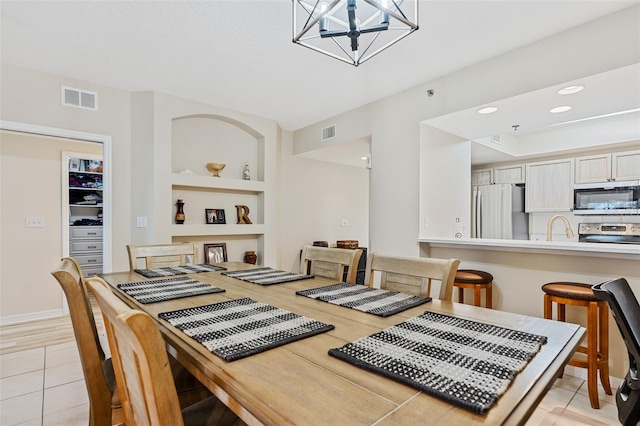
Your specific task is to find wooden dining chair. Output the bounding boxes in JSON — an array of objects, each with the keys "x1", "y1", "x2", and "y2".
[
  {"x1": 127, "y1": 242, "x2": 198, "y2": 271},
  {"x1": 53, "y1": 257, "x2": 209, "y2": 423},
  {"x1": 300, "y1": 245, "x2": 363, "y2": 284},
  {"x1": 364, "y1": 253, "x2": 460, "y2": 301},
  {"x1": 52, "y1": 257, "x2": 124, "y2": 426},
  {"x1": 86, "y1": 277, "x2": 245, "y2": 426}
]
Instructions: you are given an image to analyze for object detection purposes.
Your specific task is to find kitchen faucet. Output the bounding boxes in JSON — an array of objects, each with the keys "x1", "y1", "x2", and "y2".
[{"x1": 546, "y1": 215, "x2": 575, "y2": 241}]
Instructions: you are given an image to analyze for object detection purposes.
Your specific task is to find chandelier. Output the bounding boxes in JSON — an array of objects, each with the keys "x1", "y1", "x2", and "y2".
[{"x1": 293, "y1": 0, "x2": 419, "y2": 67}]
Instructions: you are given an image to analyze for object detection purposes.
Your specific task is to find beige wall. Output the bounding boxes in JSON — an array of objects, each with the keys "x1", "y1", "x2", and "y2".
[
  {"x1": 0, "y1": 132, "x2": 101, "y2": 319},
  {"x1": 1, "y1": 63, "x2": 132, "y2": 272},
  {"x1": 0, "y1": 65, "x2": 370, "y2": 322},
  {"x1": 278, "y1": 130, "x2": 369, "y2": 272}
]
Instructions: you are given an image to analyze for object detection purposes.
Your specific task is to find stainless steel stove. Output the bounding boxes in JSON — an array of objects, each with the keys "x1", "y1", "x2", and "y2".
[{"x1": 578, "y1": 223, "x2": 640, "y2": 244}]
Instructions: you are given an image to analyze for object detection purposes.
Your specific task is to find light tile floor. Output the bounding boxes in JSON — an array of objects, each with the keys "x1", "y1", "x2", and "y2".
[
  {"x1": 0, "y1": 341, "x2": 623, "y2": 425},
  {"x1": 1, "y1": 342, "x2": 88, "y2": 426}
]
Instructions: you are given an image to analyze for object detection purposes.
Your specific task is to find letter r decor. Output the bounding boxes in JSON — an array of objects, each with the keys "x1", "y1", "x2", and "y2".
[{"x1": 235, "y1": 205, "x2": 252, "y2": 224}]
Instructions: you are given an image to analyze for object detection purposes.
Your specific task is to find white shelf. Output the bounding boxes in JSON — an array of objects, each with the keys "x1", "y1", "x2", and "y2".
[
  {"x1": 171, "y1": 173, "x2": 265, "y2": 193},
  {"x1": 69, "y1": 171, "x2": 102, "y2": 176},
  {"x1": 170, "y1": 224, "x2": 265, "y2": 237}
]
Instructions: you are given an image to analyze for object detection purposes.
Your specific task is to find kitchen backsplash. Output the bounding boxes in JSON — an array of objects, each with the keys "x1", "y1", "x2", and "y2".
[{"x1": 529, "y1": 212, "x2": 639, "y2": 242}]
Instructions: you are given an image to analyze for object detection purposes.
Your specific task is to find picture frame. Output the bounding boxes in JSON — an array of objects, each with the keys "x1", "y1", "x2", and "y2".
[
  {"x1": 204, "y1": 243, "x2": 227, "y2": 264},
  {"x1": 205, "y1": 208, "x2": 226, "y2": 224}
]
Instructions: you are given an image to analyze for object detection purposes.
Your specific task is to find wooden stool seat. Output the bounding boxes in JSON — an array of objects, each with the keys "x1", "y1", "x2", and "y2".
[
  {"x1": 454, "y1": 269, "x2": 493, "y2": 309},
  {"x1": 542, "y1": 281, "x2": 612, "y2": 409}
]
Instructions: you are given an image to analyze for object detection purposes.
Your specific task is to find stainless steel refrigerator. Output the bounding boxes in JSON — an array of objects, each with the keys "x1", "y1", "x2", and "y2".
[{"x1": 472, "y1": 184, "x2": 529, "y2": 240}]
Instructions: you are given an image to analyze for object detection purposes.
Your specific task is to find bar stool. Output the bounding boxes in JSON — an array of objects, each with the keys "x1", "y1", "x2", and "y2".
[
  {"x1": 542, "y1": 282, "x2": 612, "y2": 409},
  {"x1": 454, "y1": 270, "x2": 493, "y2": 309}
]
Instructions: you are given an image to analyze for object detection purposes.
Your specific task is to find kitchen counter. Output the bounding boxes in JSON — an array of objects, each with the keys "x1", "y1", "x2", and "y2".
[{"x1": 418, "y1": 237, "x2": 640, "y2": 260}]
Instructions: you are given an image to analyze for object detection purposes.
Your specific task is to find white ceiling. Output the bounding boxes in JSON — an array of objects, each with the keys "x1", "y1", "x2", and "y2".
[
  {"x1": 425, "y1": 63, "x2": 640, "y2": 165},
  {"x1": 1, "y1": 0, "x2": 638, "y2": 133}
]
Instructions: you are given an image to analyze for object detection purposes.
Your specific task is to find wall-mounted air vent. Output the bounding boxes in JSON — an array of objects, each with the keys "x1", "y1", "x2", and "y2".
[
  {"x1": 61, "y1": 86, "x2": 98, "y2": 110},
  {"x1": 321, "y1": 124, "x2": 336, "y2": 141}
]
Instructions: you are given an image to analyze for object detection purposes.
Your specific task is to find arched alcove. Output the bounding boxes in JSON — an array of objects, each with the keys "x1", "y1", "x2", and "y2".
[{"x1": 172, "y1": 114, "x2": 264, "y2": 181}]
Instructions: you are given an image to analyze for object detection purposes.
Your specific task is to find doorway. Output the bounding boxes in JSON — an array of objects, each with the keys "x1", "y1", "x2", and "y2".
[{"x1": 0, "y1": 121, "x2": 111, "y2": 323}]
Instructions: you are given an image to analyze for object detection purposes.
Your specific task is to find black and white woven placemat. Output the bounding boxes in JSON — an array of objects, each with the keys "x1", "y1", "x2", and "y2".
[
  {"x1": 329, "y1": 311, "x2": 547, "y2": 415},
  {"x1": 134, "y1": 263, "x2": 227, "y2": 278},
  {"x1": 118, "y1": 277, "x2": 225, "y2": 304},
  {"x1": 158, "y1": 297, "x2": 335, "y2": 361},
  {"x1": 296, "y1": 283, "x2": 431, "y2": 317},
  {"x1": 221, "y1": 267, "x2": 313, "y2": 286}
]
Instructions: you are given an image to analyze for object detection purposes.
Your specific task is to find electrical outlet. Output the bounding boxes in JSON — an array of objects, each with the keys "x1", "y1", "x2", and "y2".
[
  {"x1": 136, "y1": 216, "x2": 148, "y2": 228},
  {"x1": 423, "y1": 217, "x2": 429, "y2": 229},
  {"x1": 25, "y1": 217, "x2": 44, "y2": 228}
]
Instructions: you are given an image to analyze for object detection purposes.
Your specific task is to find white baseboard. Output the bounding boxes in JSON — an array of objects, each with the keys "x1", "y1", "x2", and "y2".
[{"x1": 0, "y1": 309, "x2": 65, "y2": 326}]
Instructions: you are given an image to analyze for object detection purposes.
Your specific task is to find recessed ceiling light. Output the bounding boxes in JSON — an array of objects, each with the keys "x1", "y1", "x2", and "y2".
[
  {"x1": 477, "y1": 106, "x2": 498, "y2": 114},
  {"x1": 558, "y1": 85, "x2": 584, "y2": 95},
  {"x1": 550, "y1": 105, "x2": 572, "y2": 113}
]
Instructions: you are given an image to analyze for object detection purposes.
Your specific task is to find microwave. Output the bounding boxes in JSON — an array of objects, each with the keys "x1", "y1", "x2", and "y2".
[{"x1": 574, "y1": 180, "x2": 640, "y2": 215}]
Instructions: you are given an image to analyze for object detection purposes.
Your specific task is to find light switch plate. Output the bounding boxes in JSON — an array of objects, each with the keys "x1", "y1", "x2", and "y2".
[
  {"x1": 25, "y1": 217, "x2": 44, "y2": 228},
  {"x1": 136, "y1": 216, "x2": 148, "y2": 228}
]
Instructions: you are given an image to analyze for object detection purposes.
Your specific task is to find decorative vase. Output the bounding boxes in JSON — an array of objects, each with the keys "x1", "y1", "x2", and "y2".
[
  {"x1": 242, "y1": 162, "x2": 250, "y2": 180},
  {"x1": 175, "y1": 199, "x2": 185, "y2": 224},
  {"x1": 206, "y1": 162, "x2": 226, "y2": 177},
  {"x1": 244, "y1": 251, "x2": 257, "y2": 265}
]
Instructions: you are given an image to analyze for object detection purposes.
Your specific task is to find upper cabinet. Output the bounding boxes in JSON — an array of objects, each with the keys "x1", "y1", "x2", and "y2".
[
  {"x1": 575, "y1": 150, "x2": 640, "y2": 184},
  {"x1": 471, "y1": 168, "x2": 493, "y2": 186},
  {"x1": 493, "y1": 164, "x2": 525, "y2": 184},
  {"x1": 525, "y1": 158, "x2": 574, "y2": 212},
  {"x1": 612, "y1": 150, "x2": 640, "y2": 181},
  {"x1": 472, "y1": 164, "x2": 525, "y2": 185}
]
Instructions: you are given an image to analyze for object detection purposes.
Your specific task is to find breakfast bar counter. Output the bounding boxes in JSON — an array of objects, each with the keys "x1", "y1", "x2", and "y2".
[{"x1": 418, "y1": 237, "x2": 640, "y2": 259}]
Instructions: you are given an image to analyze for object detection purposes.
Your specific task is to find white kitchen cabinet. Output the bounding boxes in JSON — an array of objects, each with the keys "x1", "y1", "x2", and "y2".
[
  {"x1": 471, "y1": 168, "x2": 493, "y2": 186},
  {"x1": 575, "y1": 150, "x2": 640, "y2": 183},
  {"x1": 494, "y1": 164, "x2": 525, "y2": 184},
  {"x1": 525, "y1": 158, "x2": 574, "y2": 212},
  {"x1": 613, "y1": 150, "x2": 640, "y2": 181},
  {"x1": 574, "y1": 153, "x2": 611, "y2": 183}
]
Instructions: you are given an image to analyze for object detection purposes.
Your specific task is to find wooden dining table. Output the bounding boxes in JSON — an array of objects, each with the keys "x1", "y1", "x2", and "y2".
[{"x1": 100, "y1": 262, "x2": 585, "y2": 426}]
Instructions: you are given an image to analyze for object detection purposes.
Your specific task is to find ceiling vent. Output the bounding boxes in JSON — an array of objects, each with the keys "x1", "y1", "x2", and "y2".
[
  {"x1": 61, "y1": 86, "x2": 98, "y2": 110},
  {"x1": 321, "y1": 124, "x2": 336, "y2": 141}
]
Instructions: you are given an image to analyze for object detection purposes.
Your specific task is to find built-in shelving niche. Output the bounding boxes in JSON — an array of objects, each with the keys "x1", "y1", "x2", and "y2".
[{"x1": 170, "y1": 114, "x2": 266, "y2": 265}]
